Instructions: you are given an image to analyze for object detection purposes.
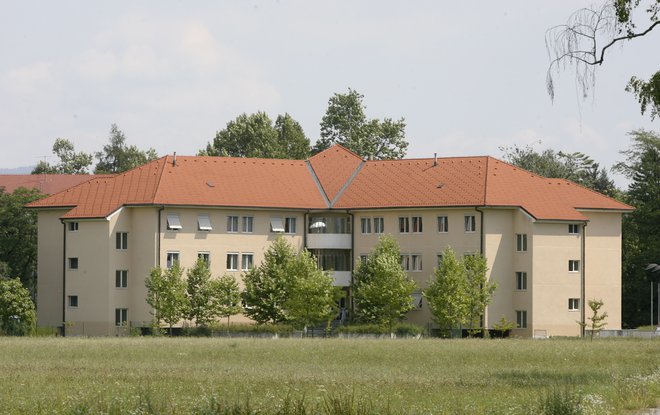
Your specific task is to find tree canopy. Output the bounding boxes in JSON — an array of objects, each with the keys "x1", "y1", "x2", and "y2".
[
  {"x1": 314, "y1": 89, "x2": 408, "y2": 159},
  {"x1": 0, "y1": 278, "x2": 36, "y2": 335},
  {"x1": 94, "y1": 124, "x2": 158, "y2": 174},
  {"x1": 32, "y1": 138, "x2": 93, "y2": 175},
  {"x1": 145, "y1": 263, "x2": 187, "y2": 334},
  {"x1": 201, "y1": 112, "x2": 310, "y2": 159}
]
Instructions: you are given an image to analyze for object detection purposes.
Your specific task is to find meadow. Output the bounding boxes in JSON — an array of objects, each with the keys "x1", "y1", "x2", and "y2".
[{"x1": 0, "y1": 337, "x2": 659, "y2": 414}]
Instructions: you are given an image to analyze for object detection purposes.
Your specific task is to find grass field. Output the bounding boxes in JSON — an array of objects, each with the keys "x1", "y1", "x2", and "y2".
[{"x1": 0, "y1": 337, "x2": 659, "y2": 414}]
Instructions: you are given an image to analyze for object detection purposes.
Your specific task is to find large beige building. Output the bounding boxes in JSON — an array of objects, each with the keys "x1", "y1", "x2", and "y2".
[{"x1": 28, "y1": 145, "x2": 632, "y2": 337}]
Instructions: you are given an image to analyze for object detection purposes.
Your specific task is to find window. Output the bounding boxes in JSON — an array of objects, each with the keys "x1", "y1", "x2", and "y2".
[
  {"x1": 242, "y1": 216, "x2": 254, "y2": 233},
  {"x1": 68, "y1": 222, "x2": 79, "y2": 232},
  {"x1": 359, "y1": 254, "x2": 369, "y2": 264},
  {"x1": 516, "y1": 234, "x2": 527, "y2": 252},
  {"x1": 309, "y1": 217, "x2": 327, "y2": 233},
  {"x1": 68, "y1": 257, "x2": 78, "y2": 270},
  {"x1": 116, "y1": 232, "x2": 128, "y2": 250},
  {"x1": 569, "y1": 260, "x2": 580, "y2": 272},
  {"x1": 198, "y1": 252, "x2": 210, "y2": 265},
  {"x1": 115, "y1": 270, "x2": 128, "y2": 288},
  {"x1": 241, "y1": 253, "x2": 254, "y2": 271},
  {"x1": 437, "y1": 254, "x2": 443, "y2": 266},
  {"x1": 515, "y1": 271, "x2": 527, "y2": 290},
  {"x1": 464, "y1": 215, "x2": 476, "y2": 232},
  {"x1": 167, "y1": 214, "x2": 182, "y2": 230},
  {"x1": 412, "y1": 216, "x2": 423, "y2": 233},
  {"x1": 226, "y1": 253, "x2": 239, "y2": 271},
  {"x1": 568, "y1": 224, "x2": 580, "y2": 234},
  {"x1": 374, "y1": 217, "x2": 384, "y2": 234},
  {"x1": 400, "y1": 255, "x2": 411, "y2": 271},
  {"x1": 226, "y1": 216, "x2": 239, "y2": 233},
  {"x1": 437, "y1": 216, "x2": 448, "y2": 233},
  {"x1": 411, "y1": 254, "x2": 423, "y2": 272},
  {"x1": 115, "y1": 308, "x2": 128, "y2": 326},
  {"x1": 516, "y1": 310, "x2": 527, "y2": 329},
  {"x1": 399, "y1": 217, "x2": 410, "y2": 233},
  {"x1": 166, "y1": 252, "x2": 179, "y2": 269},
  {"x1": 68, "y1": 295, "x2": 78, "y2": 307},
  {"x1": 334, "y1": 217, "x2": 350, "y2": 233},
  {"x1": 411, "y1": 293, "x2": 423, "y2": 309},
  {"x1": 568, "y1": 298, "x2": 580, "y2": 311},
  {"x1": 270, "y1": 217, "x2": 285, "y2": 232},
  {"x1": 285, "y1": 217, "x2": 297, "y2": 234},
  {"x1": 360, "y1": 218, "x2": 371, "y2": 234},
  {"x1": 310, "y1": 249, "x2": 351, "y2": 271},
  {"x1": 198, "y1": 214, "x2": 212, "y2": 231}
]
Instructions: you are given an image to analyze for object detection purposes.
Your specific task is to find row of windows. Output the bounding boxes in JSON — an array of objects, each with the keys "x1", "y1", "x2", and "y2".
[
  {"x1": 166, "y1": 251, "x2": 254, "y2": 271},
  {"x1": 166, "y1": 214, "x2": 297, "y2": 234}
]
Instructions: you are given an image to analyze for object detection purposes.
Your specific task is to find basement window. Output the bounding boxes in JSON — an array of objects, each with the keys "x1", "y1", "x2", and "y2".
[
  {"x1": 167, "y1": 214, "x2": 182, "y2": 230},
  {"x1": 197, "y1": 214, "x2": 212, "y2": 231},
  {"x1": 68, "y1": 295, "x2": 78, "y2": 308},
  {"x1": 270, "y1": 217, "x2": 285, "y2": 233}
]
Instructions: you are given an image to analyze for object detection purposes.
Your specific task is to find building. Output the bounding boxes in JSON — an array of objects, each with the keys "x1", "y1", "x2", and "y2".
[{"x1": 27, "y1": 145, "x2": 632, "y2": 337}]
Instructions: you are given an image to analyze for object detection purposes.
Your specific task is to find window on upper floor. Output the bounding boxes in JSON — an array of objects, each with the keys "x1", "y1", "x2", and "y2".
[
  {"x1": 115, "y1": 308, "x2": 128, "y2": 326},
  {"x1": 270, "y1": 217, "x2": 285, "y2": 233},
  {"x1": 285, "y1": 217, "x2": 297, "y2": 234},
  {"x1": 115, "y1": 270, "x2": 128, "y2": 288},
  {"x1": 68, "y1": 295, "x2": 78, "y2": 307},
  {"x1": 400, "y1": 254, "x2": 411, "y2": 271},
  {"x1": 167, "y1": 214, "x2": 182, "y2": 230},
  {"x1": 68, "y1": 257, "x2": 78, "y2": 270},
  {"x1": 166, "y1": 252, "x2": 179, "y2": 269},
  {"x1": 412, "y1": 216, "x2": 423, "y2": 233},
  {"x1": 241, "y1": 253, "x2": 254, "y2": 271},
  {"x1": 116, "y1": 232, "x2": 128, "y2": 250},
  {"x1": 226, "y1": 216, "x2": 239, "y2": 233},
  {"x1": 464, "y1": 215, "x2": 476, "y2": 233},
  {"x1": 374, "y1": 217, "x2": 384, "y2": 234},
  {"x1": 437, "y1": 216, "x2": 449, "y2": 233},
  {"x1": 359, "y1": 254, "x2": 369, "y2": 264},
  {"x1": 568, "y1": 298, "x2": 580, "y2": 311},
  {"x1": 399, "y1": 217, "x2": 410, "y2": 233},
  {"x1": 68, "y1": 222, "x2": 79, "y2": 232},
  {"x1": 568, "y1": 224, "x2": 580, "y2": 235},
  {"x1": 242, "y1": 216, "x2": 254, "y2": 233},
  {"x1": 411, "y1": 254, "x2": 423, "y2": 272},
  {"x1": 226, "y1": 253, "x2": 239, "y2": 271},
  {"x1": 515, "y1": 271, "x2": 527, "y2": 290},
  {"x1": 516, "y1": 234, "x2": 528, "y2": 252},
  {"x1": 198, "y1": 252, "x2": 210, "y2": 265},
  {"x1": 198, "y1": 214, "x2": 212, "y2": 231},
  {"x1": 360, "y1": 218, "x2": 371, "y2": 234},
  {"x1": 569, "y1": 260, "x2": 580, "y2": 272},
  {"x1": 516, "y1": 310, "x2": 527, "y2": 329}
]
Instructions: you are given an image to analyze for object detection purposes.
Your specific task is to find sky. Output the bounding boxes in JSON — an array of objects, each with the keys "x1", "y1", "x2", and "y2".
[{"x1": 0, "y1": 1, "x2": 657, "y2": 186}]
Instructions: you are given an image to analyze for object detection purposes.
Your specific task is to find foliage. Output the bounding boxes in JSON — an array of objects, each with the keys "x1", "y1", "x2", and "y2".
[
  {"x1": 185, "y1": 258, "x2": 214, "y2": 327},
  {"x1": 352, "y1": 235, "x2": 417, "y2": 332},
  {"x1": 538, "y1": 388, "x2": 583, "y2": 415},
  {"x1": 201, "y1": 112, "x2": 310, "y2": 159},
  {"x1": 336, "y1": 323, "x2": 424, "y2": 336},
  {"x1": 145, "y1": 264, "x2": 187, "y2": 335},
  {"x1": 500, "y1": 143, "x2": 618, "y2": 197},
  {"x1": 242, "y1": 236, "x2": 297, "y2": 324},
  {"x1": 582, "y1": 299, "x2": 608, "y2": 341},
  {"x1": 463, "y1": 253, "x2": 497, "y2": 335},
  {"x1": 546, "y1": 1, "x2": 660, "y2": 118},
  {"x1": 492, "y1": 316, "x2": 517, "y2": 338},
  {"x1": 424, "y1": 247, "x2": 470, "y2": 334},
  {"x1": 0, "y1": 187, "x2": 42, "y2": 292},
  {"x1": 0, "y1": 278, "x2": 36, "y2": 335},
  {"x1": 94, "y1": 124, "x2": 158, "y2": 174},
  {"x1": 31, "y1": 138, "x2": 93, "y2": 174},
  {"x1": 209, "y1": 274, "x2": 243, "y2": 326},
  {"x1": 314, "y1": 88, "x2": 408, "y2": 159},
  {"x1": 613, "y1": 130, "x2": 660, "y2": 327},
  {"x1": 208, "y1": 322, "x2": 294, "y2": 334}
]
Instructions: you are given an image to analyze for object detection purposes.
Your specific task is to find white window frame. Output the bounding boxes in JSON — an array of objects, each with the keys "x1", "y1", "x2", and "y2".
[
  {"x1": 166, "y1": 214, "x2": 182, "y2": 230},
  {"x1": 166, "y1": 251, "x2": 180, "y2": 269},
  {"x1": 241, "y1": 253, "x2": 254, "y2": 271},
  {"x1": 116, "y1": 232, "x2": 128, "y2": 250},
  {"x1": 115, "y1": 308, "x2": 128, "y2": 326},
  {"x1": 515, "y1": 271, "x2": 527, "y2": 291},
  {"x1": 285, "y1": 217, "x2": 297, "y2": 234},
  {"x1": 568, "y1": 224, "x2": 580, "y2": 235},
  {"x1": 411, "y1": 254, "x2": 423, "y2": 272},
  {"x1": 359, "y1": 254, "x2": 369, "y2": 264},
  {"x1": 464, "y1": 215, "x2": 476, "y2": 233},
  {"x1": 360, "y1": 218, "x2": 372, "y2": 234},
  {"x1": 68, "y1": 257, "x2": 79, "y2": 270},
  {"x1": 516, "y1": 310, "x2": 527, "y2": 329},
  {"x1": 242, "y1": 216, "x2": 254, "y2": 233},
  {"x1": 115, "y1": 270, "x2": 128, "y2": 288},
  {"x1": 399, "y1": 217, "x2": 410, "y2": 233},
  {"x1": 412, "y1": 216, "x2": 423, "y2": 233},
  {"x1": 68, "y1": 222, "x2": 79, "y2": 232},
  {"x1": 226, "y1": 253, "x2": 239, "y2": 271},
  {"x1": 411, "y1": 292, "x2": 423, "y2": 310},
  {"x1": 197, "y1": 214, "x2": 212, "y2": 231},
  {"x1": 226, "y1": 216, "x2": 239, "y2": 233},
  {"x1": 437, "y1": 216, "x2": 449, "y2": 233},
  {"x1": 516, "y1": 233, "x2": 527, "y2": 252},
  {"x1": 68, "y1": 295, "x2": 78, "y2": 308},
  {"x1": 270, "y1": 217, "x2": 285, "y2": 233},
  {"x1": 198, "y1": 252, "x2": 210, "y2": 265},
  {"x1": 569, "y1": 260, "x2": 580, "y2": 272},
  {"x1": 400, "y1": 254, "x2": 411, "y2": 271},
  {"x1": 374, "y1": 217, "x2": 384, "y2": 234},
  {"x1": 568, "y1": 298, "x2": 580, "y2": 311}
]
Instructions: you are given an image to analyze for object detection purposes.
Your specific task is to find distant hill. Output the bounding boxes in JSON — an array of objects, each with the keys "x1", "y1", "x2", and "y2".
[{"x1": 0, "y1": 165, "x2": 35, "y2": 174}]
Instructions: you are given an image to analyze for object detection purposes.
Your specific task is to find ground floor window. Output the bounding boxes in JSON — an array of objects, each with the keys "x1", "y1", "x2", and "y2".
[
  {"x1": 68, "y1": 295, "x2": 78, "y2": 308},
  {"x1": 226, "y1": 253, "x2": 239, "y2": 271},
  {"x1": 115, "y1": 308, "x2": 128, "y2": 326},
  {"x1": 516, "y1": 310, "x2": 527, "y2": 329},
  {"x1": 568, "y1": 298, "x2": 580, "y2": 311}
]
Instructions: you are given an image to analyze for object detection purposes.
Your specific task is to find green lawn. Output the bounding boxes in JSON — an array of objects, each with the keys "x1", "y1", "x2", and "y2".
[{"x1": 0, "y1": 337, "x2": 659, "y2": 414}]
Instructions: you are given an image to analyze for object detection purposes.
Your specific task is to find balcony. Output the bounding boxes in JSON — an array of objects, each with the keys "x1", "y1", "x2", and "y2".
[
  {"x1": 329, "y1": 271, "x2": 351, "y2": 287},
  {"x1": 307, "y1": 233, "x2": 351, "y2": 249}
]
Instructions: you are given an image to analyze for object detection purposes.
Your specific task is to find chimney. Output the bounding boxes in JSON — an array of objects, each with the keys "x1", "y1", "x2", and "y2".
[
  {"x1": 434, "y1": 153, "x2": 438, "y2": 167},
  {"x1": 173, "y1": 152, "x2": 177, "y2": 167}
]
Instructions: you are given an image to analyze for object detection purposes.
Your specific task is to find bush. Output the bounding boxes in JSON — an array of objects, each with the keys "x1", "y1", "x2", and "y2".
[
  {"x1": 539, "y1": 388, "x2": 583, "y2": 415},
  {"x1": 337, "y1": 323, "x2": 423, "y2": 336},
  {"x1": 208, "y1": 323, "x2": 294, "y2": 335}
]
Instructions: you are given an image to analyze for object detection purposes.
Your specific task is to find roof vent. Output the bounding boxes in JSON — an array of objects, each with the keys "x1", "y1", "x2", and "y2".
[
  {"x1": 434, "y1": 153, "x2": 438, "y2": 167},
  {"x1": 173, "y1": 152, "x2": 177, "y2": 167},
  {"x1": 206, "y1": 181, "x2": 215, "y2": 188}
]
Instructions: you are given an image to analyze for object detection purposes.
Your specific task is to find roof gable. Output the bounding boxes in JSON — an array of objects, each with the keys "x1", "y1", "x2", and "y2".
[{"x1": 308, "y1": 145, "x2": 363, "y2": 203}]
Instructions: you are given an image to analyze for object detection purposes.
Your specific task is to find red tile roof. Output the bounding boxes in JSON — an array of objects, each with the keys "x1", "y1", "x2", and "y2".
[
  {"x1": 26, "y1": 145, "x2": 633, "y2": 220},
  {"x1": 0, "y1": 174, "x2": 104, "y2": 195}
]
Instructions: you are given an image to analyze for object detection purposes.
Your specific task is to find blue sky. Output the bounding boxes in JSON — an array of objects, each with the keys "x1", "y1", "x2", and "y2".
[{"x1": 1, "y1": 1, "x2": 657, "y2": 186}]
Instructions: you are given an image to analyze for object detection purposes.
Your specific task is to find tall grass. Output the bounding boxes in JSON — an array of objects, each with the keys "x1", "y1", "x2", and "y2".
[{"x1": 0, "y1": 337, "x2": 658, "y2": 414}]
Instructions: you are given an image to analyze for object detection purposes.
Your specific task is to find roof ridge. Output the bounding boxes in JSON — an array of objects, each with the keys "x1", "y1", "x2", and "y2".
[
  {"x1": 305, "y1": 160, "x2": 331, "y2": 208},
  {"x1": 25, "y1": 173, "x2": 116, "y2": 207},
  {"x1": 151, "y1": 156, "x2": 170, "y2": 203},
  {"x1": 551, "y1": 178, "x2": 633, "y2": 210}
]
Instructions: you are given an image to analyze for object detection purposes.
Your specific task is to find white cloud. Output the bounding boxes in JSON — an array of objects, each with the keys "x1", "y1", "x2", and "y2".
[{"x1": 1, "y1": 62, "x2": 54, "y2": 94}]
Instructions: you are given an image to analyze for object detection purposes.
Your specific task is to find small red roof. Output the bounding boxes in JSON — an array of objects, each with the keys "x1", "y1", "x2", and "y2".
[{"x1": 0, "y1": 174, "x2": 104, "y2": 195}]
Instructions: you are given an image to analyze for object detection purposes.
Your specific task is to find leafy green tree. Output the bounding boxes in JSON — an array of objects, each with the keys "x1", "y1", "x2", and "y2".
[
  {"x1": 0, "y1": 278, "x2": 36, "y2": 335},
  {"x1": 500, "y1": 143, "x2": 618, "y2": 197},
  {"x1": 185, "y1": 258, "x2": 214, "y2": 327},
  {"x1": 94, "y1": 124, "x2": 158, "y2": 174},
  {"x1": 424, "y1": 247, "x2": 470, "y2": 335},
  {"x1": 242, "y1": 236, "x2": 296, "y2": 324},
  {"x1": 145, "y1": 264, "x2": 187, "y2": 335},
  {"x1": 463, "y1": 253, "x2": 497, "y2": 335},
  {"x1": 546, "y1": 1, "x2": 659, "y2": 119},
  {"x1": 0, "y1": 187, "x2": 42, "y2": 292},
  {"x1": 578, "y1": 298, "x2": 608, "y2": 341},
  {"x1": 613, "y1": 129, "x2": 660, "y2": 327},
  {"x1": 209, "y1": 274, "x2": 243, "y2": 326},
  {"x1": 285, "y1": 249, "x2": 339, "y2": 333},
  {"x1": 32, "y1": 138, "x2": 93, "y2": 174},
  {"x1": 314, "y1": 88, "x2": 408, "y2": 159},
  {"x1": 201, "y1": 112, "x2": 310, "y2": 159},
  {"x1": 352, "y1": 235, "x2": 417, "y2": 332}
]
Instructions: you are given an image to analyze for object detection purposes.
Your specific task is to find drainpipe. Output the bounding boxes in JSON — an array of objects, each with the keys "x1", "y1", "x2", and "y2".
[
  {"x1": 474, "y1": 207, "x2": 484, "y2": 255},
  {"x1": 303, "y1": 211, "x2": 309, "y2": 249},
  {"x1": 348, "y1": 210, "x2": 355, "y2": 316},
  {"x1": 157, "y1": 206, "x2": 164, "y2": 267},
  {"x1": 580, "y1": 222, "x2": 588, "y2": 338},
  {"x1": 60, "y1": 219, "x2": 67, "y2": 337}
]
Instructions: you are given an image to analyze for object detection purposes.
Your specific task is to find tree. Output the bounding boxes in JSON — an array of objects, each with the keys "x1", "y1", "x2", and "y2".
[
  {"x1": 209, "y1": 274, "x2": 242, "y2": 326},
  {"x1": 546, "y1": 1, "x2": 660, "y2": 118},
  {"x1": 145, "y1": 264, "x2": 187, "y2": 335},
  {"x1": 0, "y1": 278, "x2": 36, "y2": 335},
  {"x1": 284, "y1": 249, "x2": 339, "y2": 333},
  {"x1": 613, "y1": 129, "x2": 660, "y2": 327},
  {"x1": 424, "y1": 247, "x2": 470, "y2": 336},
  {"x1": 94, "y1": 124, "x2": 158, "y2": 174},
  {"x1": 0, "y1": 187, "x2": 42, "y2": 292},
  {"x1": 578, "y1": 298, "x2": 608, "y2": 341},
  {"x1": 314, "y1": 88, "x2": 408, "y2": 159},
  {"x1": 352, "y1": 235, "x2": 417, "y2": 333},
  {"x1": 241, "y1": 236, "x2": 296, "y2": 324},
  {"x1": 32, "y1": 138, "x2": 93, "y2": 174},
  {"x1": 201, "y1": 112, "x2": 310, "y2": 159},
  {"x1": 185, "y1": 258, "x2": 214, "y2": 327},
  {"x1": 500, "y1": 143, "x2": 619, "y2": 197},
  {"x1": 463, "y1": 253, "x2": 497, "y2": 335}
]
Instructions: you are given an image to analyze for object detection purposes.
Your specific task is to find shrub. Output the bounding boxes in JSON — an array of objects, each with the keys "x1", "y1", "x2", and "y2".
[
  {"x1": 337, "y1": 323, "x2": 423, "y2": 336},
  {"x1": 539, "y1": 388, "x2": 583, "y2": 415}
]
